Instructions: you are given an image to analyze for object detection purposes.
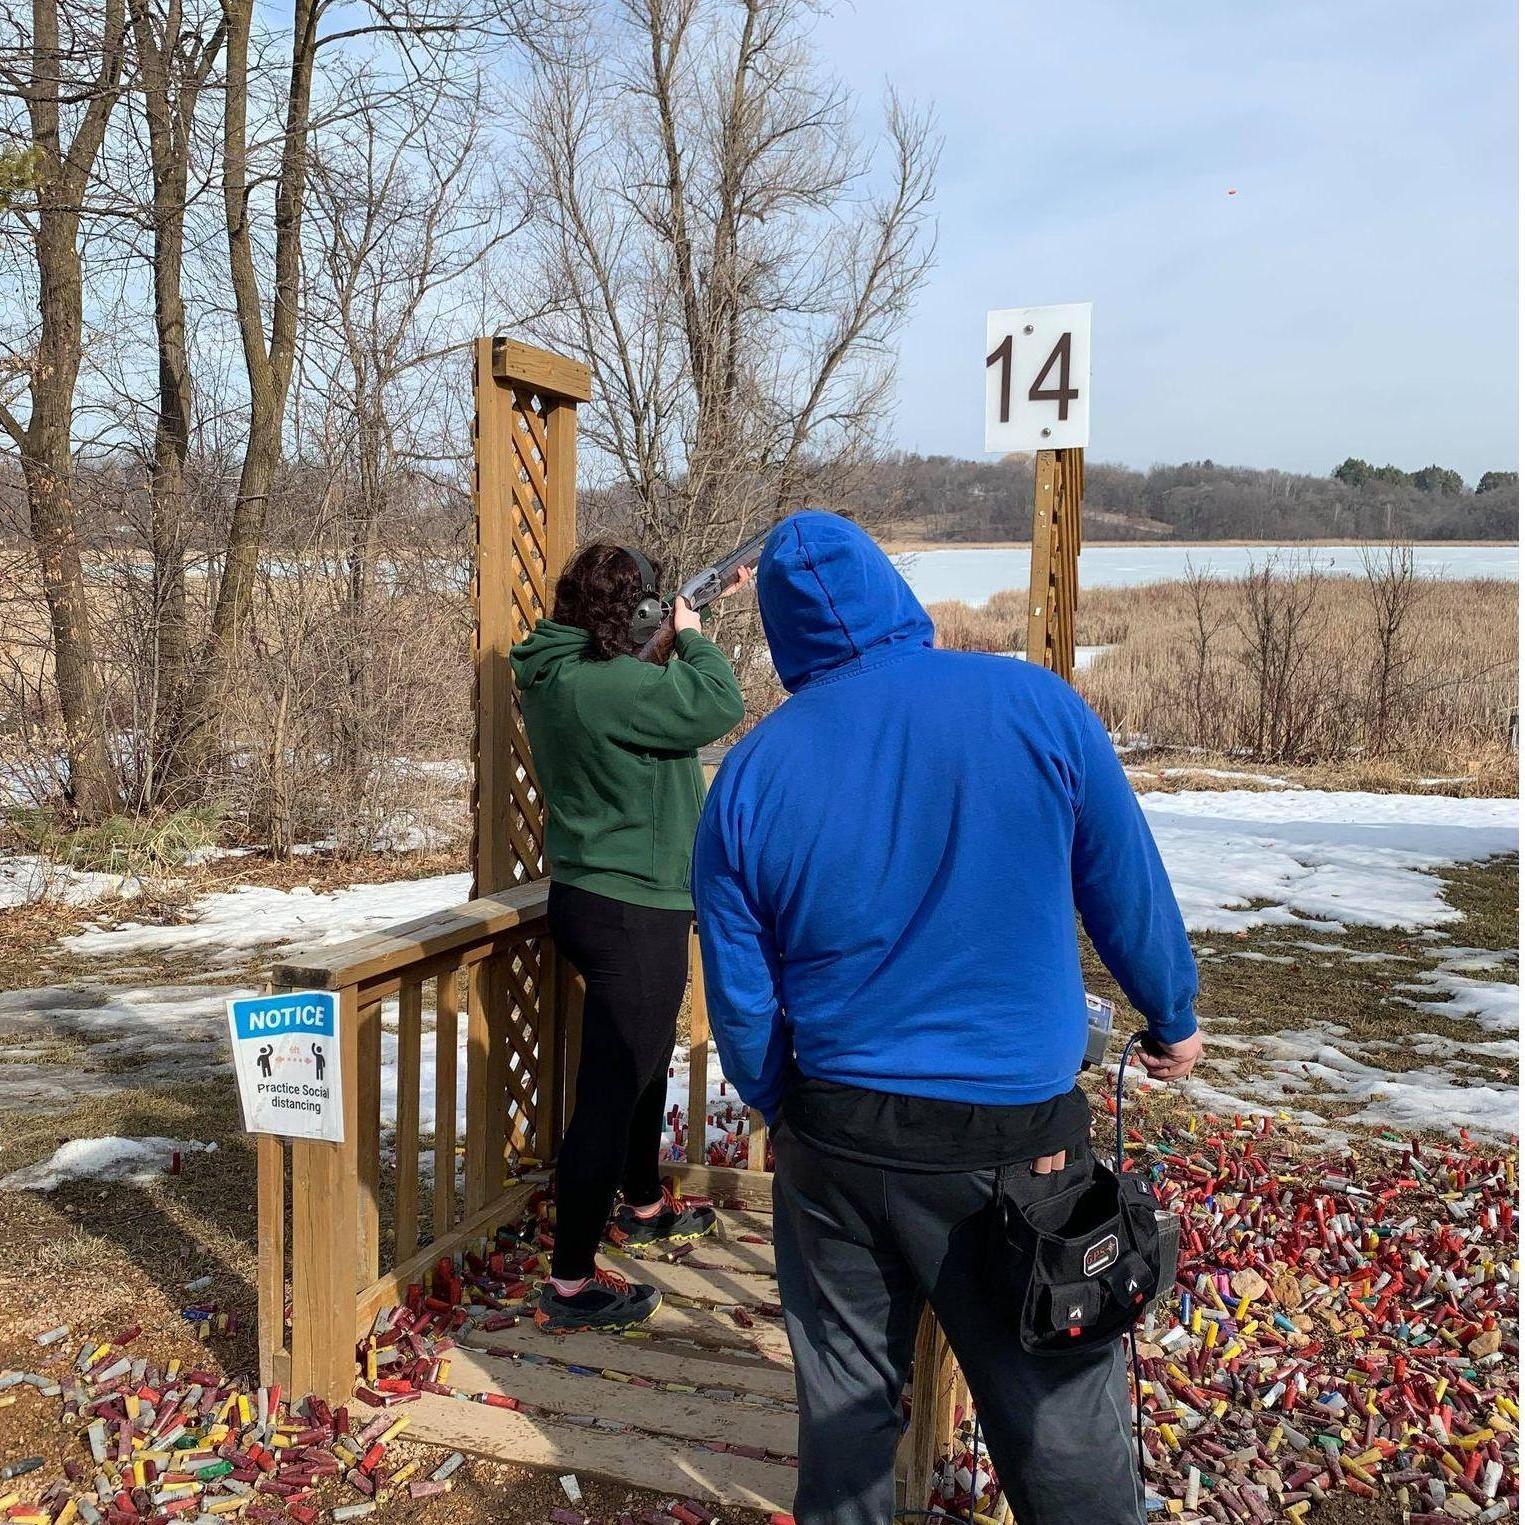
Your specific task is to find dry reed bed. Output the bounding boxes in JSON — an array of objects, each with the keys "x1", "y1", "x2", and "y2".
[{"x1": 930, "y1": 571, "x2": 1518, "y2": 793}]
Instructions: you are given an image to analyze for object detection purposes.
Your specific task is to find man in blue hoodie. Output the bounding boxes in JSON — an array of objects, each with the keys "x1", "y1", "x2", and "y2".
[{"x1": 692, "y1": 512, "x2": 1202, "y2": 1525}]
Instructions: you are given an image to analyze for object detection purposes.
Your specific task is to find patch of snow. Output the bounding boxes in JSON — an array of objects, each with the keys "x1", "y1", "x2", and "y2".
[
  {"x1": 181, "y1": 846, "x2": 255, "y2": 868},
  {"x1": 1200, "y1": 1025, "x2": 1519, "y2": 1139},
  {"x1": 1434, "y1": 947, "x2": 1518, "y2": 974},
  {"x1": 1004, "y1": 646, "x2": 1113, "y2": 672},
  {"x1": 1, "y1": 1136, "x2": 215, "y2": 1192},
  {"x1": 376, "y1": 1002, "x2": 468, "y2": 1136},
  {"x1": 1395, "y1": 971, "x2": 1520, "y2": 1034},
  {"x1": 1142, "y1": 790, "x2": 1518, "y2": 933},
  {"x1": 0, "y1": 983, "x2": 249, "y2": 1105},
  {"x1": 0, "y1": 854, "x2": 141, "y2": 909},
  {"x1": 662, "y1": 1045, "x2": 752, "y2": 1157},
  {"x1": 62, "y1": 873, "x2": 472, "y2": 968},
  {"x1": 1178, "y1": 1077, "x2": 1336, "y2": 1135},
  {"x1": 1161, "y1": 768, "x2": 1298, "y2": 788}
]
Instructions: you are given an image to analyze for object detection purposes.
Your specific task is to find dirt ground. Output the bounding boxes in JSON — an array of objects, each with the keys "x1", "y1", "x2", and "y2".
[{"x1": 0, "y1": 851, "x2": 1516, "y2": 1524}]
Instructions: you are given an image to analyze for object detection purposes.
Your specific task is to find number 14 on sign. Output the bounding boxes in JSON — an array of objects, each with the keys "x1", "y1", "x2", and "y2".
[{"x1": 984, "y1": 303, "x2": 1092, "y2": 453}]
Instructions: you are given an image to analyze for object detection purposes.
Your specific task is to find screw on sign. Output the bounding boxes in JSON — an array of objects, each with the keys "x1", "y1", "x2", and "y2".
[{"x1": 922, "y1": 1111, "x2": 1518, "y2": 1523}]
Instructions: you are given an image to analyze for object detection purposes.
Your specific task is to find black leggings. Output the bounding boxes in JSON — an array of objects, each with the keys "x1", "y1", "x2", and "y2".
[{"x1": 548, "y1": 881, "x2": 693, "y2": 1279}]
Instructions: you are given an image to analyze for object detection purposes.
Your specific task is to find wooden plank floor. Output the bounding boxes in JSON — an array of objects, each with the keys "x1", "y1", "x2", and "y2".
[{"x1": 402, "y1": 1207, "x2": 800, "y2": 1511}]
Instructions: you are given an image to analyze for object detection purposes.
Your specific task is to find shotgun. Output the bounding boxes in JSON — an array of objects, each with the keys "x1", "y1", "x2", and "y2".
[{"x1": 634, "y1": 524, "x2": 773, "y2": 663}]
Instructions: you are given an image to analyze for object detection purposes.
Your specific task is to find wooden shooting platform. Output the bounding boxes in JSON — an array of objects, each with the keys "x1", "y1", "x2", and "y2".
[
  {"x1": 257, "y1": 337, "x2": 1082, "y2": 1514},
  {"x1": 404, "y1": 1214, "x2": 800, "y2": 1510}
]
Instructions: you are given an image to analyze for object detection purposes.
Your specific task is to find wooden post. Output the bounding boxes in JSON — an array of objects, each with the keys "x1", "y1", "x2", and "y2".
[
  {"x1": 393, "y1": 980, "x2": 423, "y2": 1263},
  {"x1": 288, "y1": 986, "x2": 360, "y2": 1404},
  {"x1": 471, "y1": 336, "x2": 587, "y2": 1203},
  {"x1": 473, "y1": 337, "x2": 587, "y2": 897},
  {"x1": 355, "y1": 1000, "x2": 382, "y2": 1288},
  {"x1": 1024, "y1": 447, "x2": 1084, "y2": 680},
  {"x1": 255, "y1": 1133, "x2": 285, "y2": 1388},
  {"x1": 685, "y1": 930, "x2": 710, "y2": 1166},
  {"x1": 464, "y1": 959, "x2": 493, "y2": 1214},
  {"x1": 433, "y1": 970, "x2": 459, "y2": 1240}
]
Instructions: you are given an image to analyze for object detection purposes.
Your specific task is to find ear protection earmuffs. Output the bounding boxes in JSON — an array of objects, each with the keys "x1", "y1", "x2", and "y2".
[{"x1": 620, "y1": 546, "x2": 669, "y2": 647}]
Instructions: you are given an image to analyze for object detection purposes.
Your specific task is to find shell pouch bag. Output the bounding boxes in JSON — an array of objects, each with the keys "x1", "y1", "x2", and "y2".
[{"x1": 988, "y1": 1155, "x2": 1170, "y2": 1355}]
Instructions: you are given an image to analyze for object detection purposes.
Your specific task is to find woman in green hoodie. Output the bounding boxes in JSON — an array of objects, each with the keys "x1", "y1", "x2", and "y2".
[{"x1": 511, "y1": 542, "x2": 748, "y2": 1332}]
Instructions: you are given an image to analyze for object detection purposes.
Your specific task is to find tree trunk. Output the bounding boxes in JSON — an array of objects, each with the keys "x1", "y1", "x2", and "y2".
[
  {"x1": 167, "y1": 0, "x2": 316, "y2": 794},
  {"x1": 22, "y1": 444, "x2": 120, "y2": 821},
  {"x1": 129, "y1": 0, "x2": 222, "y2": 804},
  {"x1": 13, "y1": 0, "x2": 128, "y2": 820}
]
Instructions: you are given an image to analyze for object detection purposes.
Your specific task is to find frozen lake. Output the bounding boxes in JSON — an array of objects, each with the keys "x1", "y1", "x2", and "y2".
[{"x1": 896, "y1": 542, "x2": 1519, "y2": 606}]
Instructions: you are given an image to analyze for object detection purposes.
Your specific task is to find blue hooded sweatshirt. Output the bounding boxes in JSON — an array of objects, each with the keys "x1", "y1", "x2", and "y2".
[{"x1": 691, "y1": 511, "x2": 1198, "y2": 1122}]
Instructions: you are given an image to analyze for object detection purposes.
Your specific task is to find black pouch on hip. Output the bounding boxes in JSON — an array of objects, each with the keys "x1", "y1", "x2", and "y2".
[{"x1": 988, "y1": 1155, "x2": 1173, "y2": 1354}]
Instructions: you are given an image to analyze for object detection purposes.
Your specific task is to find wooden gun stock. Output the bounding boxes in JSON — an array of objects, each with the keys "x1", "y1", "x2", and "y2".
[{"x1": 636, "y1": 616, "x2": 678, "y2": 665}]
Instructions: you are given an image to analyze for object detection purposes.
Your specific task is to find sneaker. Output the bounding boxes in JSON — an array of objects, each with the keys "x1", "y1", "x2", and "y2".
[
  {"x1": 607, "y1": 1186, "x2": 717, "y2": 1255},
  {"x1": 534, "y1": 1267, "x2": 662, "y2": 1333}
]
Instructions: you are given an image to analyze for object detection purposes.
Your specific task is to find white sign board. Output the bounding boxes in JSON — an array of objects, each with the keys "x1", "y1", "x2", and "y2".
[
  {"x1": 226, "y1": 991, "x2": 344, "y2": 1142},
  {"x1": 984, "y1": 302, "x2": 1092, "y2": 452}
]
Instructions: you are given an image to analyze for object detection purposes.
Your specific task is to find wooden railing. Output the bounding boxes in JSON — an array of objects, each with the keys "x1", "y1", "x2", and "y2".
[
  {"x1": 255, "y1": 753, "x2": 782, "y2": 1399},
  {"x1": 258, "y1": 881, "x2": 577, "y2": 1402}
]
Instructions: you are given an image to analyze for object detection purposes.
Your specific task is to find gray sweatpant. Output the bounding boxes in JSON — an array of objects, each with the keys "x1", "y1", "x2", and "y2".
[{"x1": 772, "y1": 1125, "x2": 1145, "y2": 1525}]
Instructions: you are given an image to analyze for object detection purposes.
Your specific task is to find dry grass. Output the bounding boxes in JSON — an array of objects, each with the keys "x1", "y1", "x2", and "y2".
[{"x1": 930, "y1": 571, "x2": 1518, "y2": 793}]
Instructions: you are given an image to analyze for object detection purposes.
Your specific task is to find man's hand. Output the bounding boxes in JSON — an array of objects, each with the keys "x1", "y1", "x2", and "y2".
[
  {"x1": 673, "y1": 595, "x2": 702, "y2": 633},
  {"x1": 1135, "y1": 1030, "x2": 1203, "y2": 1082}
]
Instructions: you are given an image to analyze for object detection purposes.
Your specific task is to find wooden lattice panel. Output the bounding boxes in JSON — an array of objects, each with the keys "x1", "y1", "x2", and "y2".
[
  {"x1": 474, "y1": 376, "x2": 553, "y2": 887},
  {"x1": 501, "y1": 938, "x2": 543, "y2": 1148},
  {"x1": 471, "y1": 338, "x2": 587, "y2": 1167}
]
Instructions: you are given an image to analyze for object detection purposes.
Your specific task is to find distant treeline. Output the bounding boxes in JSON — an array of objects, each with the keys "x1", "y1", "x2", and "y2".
[{"x1": 856, "y1": 453, "x2": 1518, "y2": 543}]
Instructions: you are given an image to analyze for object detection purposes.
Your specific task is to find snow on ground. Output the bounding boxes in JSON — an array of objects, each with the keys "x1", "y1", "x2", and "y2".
[
  {"x1": 1142, "y1": 790, "x2": 1517, "y2": 933},
  {"x1": 1001, "y1": 646, "x2": 1112, "y2": 671},
  {"x1": 1159, "y1": 767, "x2": 1298, "y2": 788},
  {"x1": 0, "y1": 1136, "x2": 215, "y2": 1191},
  {"x1": 1176, "y1": 1021, "x2": 1519, "y2": 1141},
  {"x1": 61, "y1": 872, "x2": 471, "y2": 974},
  {"x1": 0, "y1": 982, "x2": 250, "y2": 1106},
  {"x1": 0, "y1": 789, "x2": 1516, "y2": 1150},
  {"x1": 1394, "y1": 966, "x2": 1521, "y2": 1033},
  {"x1": 661, "y1": 1047, "x2": 753, "y2": 1160},
  {"x1": 0, "y1": 855, "x2": 141, "y2": 909}
]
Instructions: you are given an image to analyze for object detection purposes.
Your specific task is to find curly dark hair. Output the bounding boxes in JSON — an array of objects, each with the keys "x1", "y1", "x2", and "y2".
[{"x1": 551, "y1": 542, "x2": 660, "y2": 661}]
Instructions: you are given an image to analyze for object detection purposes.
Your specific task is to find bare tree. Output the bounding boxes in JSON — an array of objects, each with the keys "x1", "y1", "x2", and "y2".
[
  {"x1": 124, "y1": 0, "x2": 223, "y2": 803},
  {"x1": 1233, "y1": 558, "x2": 1338, "y2": 762},
  {"x1": 1362, "y1": 541, "x2": 1422, "y2": 757},
  {"x1": 165, "y1": 0, "x2": 561, "y2": 792},
  {"x1": 519, "y1": 0, "x2": 938, "y2": 579},
  {"x1": 1179, "y1": 558, "x2": 1227, "y2": 750},
  {"x1": 298, "y1": 67, "x2": 519, "y2": 814},
  {"x1": 0, "y1": 0, "x2": 127, "y2": 818},
  {"x1": 154, "y1": 0, "x2": 322, "y2": 792}
]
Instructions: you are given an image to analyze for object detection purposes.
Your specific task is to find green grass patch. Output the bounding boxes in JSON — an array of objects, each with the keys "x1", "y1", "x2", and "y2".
[{"x1": 5, "y1": 805, "x2": 223, "y2": 876}]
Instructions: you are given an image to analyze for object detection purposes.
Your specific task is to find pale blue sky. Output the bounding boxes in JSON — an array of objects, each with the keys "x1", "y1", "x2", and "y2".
[{"x1": 815, "y1": 0, "x2": 1518, "y2": 480}]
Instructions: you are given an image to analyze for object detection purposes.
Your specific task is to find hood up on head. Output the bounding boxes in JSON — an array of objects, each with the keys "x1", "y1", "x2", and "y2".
[{"x1": 757, "y1": 511, "x2": 934, "y2": 693}]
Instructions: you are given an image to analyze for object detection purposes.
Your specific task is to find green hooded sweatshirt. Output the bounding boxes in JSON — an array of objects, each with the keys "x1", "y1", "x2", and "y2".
[{"x1": 509, "y1": 620, "x2": 745, "y2": 909}]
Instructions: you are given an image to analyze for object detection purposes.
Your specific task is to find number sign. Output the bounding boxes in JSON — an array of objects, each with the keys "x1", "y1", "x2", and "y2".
[{"x1": 984, "y1": 303, "x2": 1092, "y2": 452}]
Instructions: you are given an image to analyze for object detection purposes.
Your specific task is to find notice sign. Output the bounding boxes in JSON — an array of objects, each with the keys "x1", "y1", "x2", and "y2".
[
  {"x1": 226, "y1": 991, "x2": 344, "y2": 1142},
  {"x1": 985, "y1": 302, "x2": 1092, "y2": 452}
]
